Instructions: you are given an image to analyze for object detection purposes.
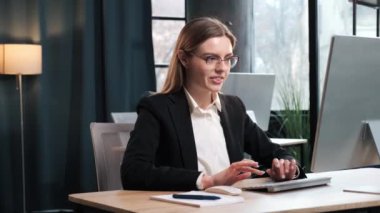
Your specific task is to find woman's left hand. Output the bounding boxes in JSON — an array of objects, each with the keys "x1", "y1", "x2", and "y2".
[
  {"x1": 205, "y1": 159, "x2": 264, "y2": 188},
  {"x1": 266, "y1": 158, "x2": 298, "y2": 181}
]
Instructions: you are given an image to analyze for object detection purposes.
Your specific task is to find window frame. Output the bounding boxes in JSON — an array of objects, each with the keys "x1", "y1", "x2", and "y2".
[{"x1": 151, "y1": 2, "x2": 187, "y2": 70}]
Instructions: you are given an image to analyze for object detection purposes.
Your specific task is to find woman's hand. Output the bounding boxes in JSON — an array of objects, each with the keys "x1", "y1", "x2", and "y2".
[
  {"x1": 266, "y1": 158, "x2": 298, "y2": 181},
  {"x1": 201, "y1": 159, "x2": 265, "y2": 189}
]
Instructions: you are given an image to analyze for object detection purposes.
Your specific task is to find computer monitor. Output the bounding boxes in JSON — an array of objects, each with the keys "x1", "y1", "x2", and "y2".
[
  {"x1": 311, "y1": 35, "x2": 380, "y2": 172},
  {"x1": 221, "y1": 73, "x2": 275, "y2": 131}
]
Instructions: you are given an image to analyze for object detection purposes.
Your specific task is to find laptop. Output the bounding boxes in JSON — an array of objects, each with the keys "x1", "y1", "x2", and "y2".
[
  {"x1": 111, "y1": 112, "x2": 138, "y2": 124},
  {"x1": 221, "y1": 73, "x2": 275, "y2": 131},
  {"x1": 233, "y1": 176, "x2": 331, "y2": 193}
]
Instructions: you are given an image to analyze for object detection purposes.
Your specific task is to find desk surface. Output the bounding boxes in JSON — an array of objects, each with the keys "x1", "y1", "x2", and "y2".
[
  {"x1": 270, "y1": 138, "x2": 307, "y2": 146},
  {"x1": 69, "y1": 168, "x2": 380, "y2": 213}
]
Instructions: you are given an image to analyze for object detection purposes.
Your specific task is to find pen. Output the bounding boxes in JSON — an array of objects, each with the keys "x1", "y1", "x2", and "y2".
[{"x1": 172, "y1": 194, "x2": 221, "y2": 200}]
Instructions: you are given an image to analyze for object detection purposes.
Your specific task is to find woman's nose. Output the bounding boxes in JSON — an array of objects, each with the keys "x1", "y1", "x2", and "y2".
[{"x1": 215, "y1": 60, "x2": 230, "y2": 72}]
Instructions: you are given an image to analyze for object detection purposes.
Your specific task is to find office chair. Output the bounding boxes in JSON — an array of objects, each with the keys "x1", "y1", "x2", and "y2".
[{"x1": 90, "y1": 122, "x2": 135, "y2": 191}]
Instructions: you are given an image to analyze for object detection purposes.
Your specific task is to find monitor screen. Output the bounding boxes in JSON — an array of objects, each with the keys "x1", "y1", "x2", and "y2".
[
  {"x1": 311, "y1": 35, "x2": 380, "y2": 172},
  {"x1": 221, "y1": 73, "x2": 275, "y2": 131}
]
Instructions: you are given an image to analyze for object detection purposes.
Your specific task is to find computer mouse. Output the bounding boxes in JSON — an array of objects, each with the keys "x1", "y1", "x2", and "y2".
[{"x1": 205, "y1": 185, "x2": 242, "y2": 196}]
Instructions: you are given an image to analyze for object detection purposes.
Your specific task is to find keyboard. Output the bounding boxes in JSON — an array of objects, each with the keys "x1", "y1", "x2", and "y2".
[{"x1": 233, "y1": 176, "x2": 331, "y2": 192}]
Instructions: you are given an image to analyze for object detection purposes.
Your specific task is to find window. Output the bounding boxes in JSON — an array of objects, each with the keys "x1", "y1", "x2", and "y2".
[
  {"x1": 318, "y1": 0, "x2": 378, "y2": 97},
  {"x1": 253, "y1": 1, "x2": 310, "y2": 110},
  {"x1": 151, "y1": 0, "x2": 186, "y2": 91}
]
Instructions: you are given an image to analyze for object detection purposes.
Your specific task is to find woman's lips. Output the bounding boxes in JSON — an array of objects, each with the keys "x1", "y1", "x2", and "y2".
[{"x1": 210, "y1": 76, "x2": 224, "y2": 84}]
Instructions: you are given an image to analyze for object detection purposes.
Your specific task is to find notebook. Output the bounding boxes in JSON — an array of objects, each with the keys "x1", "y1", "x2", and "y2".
[
  {"x1": 150, "y1": 191, "x2": 244, "y2": 207},
  {"x1": 233, "y1": 176, "x2": 331, "y2": 192}
]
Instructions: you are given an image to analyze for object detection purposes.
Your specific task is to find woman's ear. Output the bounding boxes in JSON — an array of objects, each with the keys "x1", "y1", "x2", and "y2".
[{"x1": 178, "y1": 50, "x2": 188, "y2": 68}]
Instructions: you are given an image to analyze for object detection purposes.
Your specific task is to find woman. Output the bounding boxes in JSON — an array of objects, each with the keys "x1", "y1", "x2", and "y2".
[{"x1": 121, "y1": 17, "x2": 304, "y2": 191}]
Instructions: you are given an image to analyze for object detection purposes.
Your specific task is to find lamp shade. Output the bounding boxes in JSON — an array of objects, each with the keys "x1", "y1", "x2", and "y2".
[{"x1": 0, "y1": 44, "x2": 42, "y2": 75}]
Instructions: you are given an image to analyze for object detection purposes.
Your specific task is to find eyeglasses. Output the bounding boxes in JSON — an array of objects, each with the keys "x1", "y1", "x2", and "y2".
[{"x1": 190, "y1": 53, "x2": 239, "y2": 69}]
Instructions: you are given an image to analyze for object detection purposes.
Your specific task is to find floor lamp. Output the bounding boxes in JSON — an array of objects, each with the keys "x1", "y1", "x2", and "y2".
[{"x1": 0, "y1": 44, "x2": 42, "y2": 213}]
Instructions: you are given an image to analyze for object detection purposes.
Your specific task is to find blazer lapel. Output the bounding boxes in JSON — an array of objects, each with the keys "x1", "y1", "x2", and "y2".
[
  {"x1": 219, "y1": 95, "x2": 243, "y2": 163},
  {"x1": 168, "y1": 90, "x2": 198, "y2": 170}
]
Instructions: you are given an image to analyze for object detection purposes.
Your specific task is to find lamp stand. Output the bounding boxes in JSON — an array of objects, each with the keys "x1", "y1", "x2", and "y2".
[{"x1": 17, "y1": 74, "x2": 26, "y2": 213}]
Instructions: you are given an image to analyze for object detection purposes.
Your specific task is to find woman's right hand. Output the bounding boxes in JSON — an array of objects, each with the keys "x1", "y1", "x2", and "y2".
[{"x1": 201, "y1": 159, "x2": 265, "y2": 189}]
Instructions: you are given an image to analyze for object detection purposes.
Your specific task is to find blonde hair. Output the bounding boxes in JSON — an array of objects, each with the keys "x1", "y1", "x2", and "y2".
[{"x1": 160, "y1": 17, "x2": 237, "y2": 94}]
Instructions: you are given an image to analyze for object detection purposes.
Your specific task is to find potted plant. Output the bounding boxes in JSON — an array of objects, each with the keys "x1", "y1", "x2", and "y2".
[{"x1": 277, "y1": 79, "x2": 310, "y2": 170}]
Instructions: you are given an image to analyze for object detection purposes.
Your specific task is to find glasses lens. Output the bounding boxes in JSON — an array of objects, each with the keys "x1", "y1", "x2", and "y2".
[
  {"x1": 230, "y1": 56, "x2": 238, "y2": 68},
  {"x1": 205, "y1": 56, "x2": 215, "y2": 65}
]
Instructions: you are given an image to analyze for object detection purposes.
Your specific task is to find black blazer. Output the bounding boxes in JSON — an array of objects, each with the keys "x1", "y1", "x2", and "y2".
[{"x1": 121, "y1": 89, "x2": 298, "y2": 191}]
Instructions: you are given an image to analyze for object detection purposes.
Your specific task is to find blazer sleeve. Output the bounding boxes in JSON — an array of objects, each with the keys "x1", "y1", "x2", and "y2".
[
  {"x1": 234, "y1": 96, "x2": 306, "y2": 178},
  {"x1": 120, "y1": 96, "x2": 201, "y2": 191}
]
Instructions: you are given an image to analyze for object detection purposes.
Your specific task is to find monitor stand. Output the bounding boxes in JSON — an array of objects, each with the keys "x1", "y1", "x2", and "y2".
[{"x1": 360, "y1": 120, "x2": 380, "y2": 158}]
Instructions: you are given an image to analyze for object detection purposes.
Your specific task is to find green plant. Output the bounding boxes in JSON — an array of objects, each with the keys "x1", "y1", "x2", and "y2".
[
  {"x1": 277, "y1": 79, "x2": 310, "y2": 170},
  {"x1": 278, "y1": 80, "x2": 309, "y2": 139}
]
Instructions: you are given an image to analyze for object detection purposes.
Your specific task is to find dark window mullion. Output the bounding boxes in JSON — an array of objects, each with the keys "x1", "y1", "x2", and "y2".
[
  {"x1": 152, "y1": 16, "x2": 186, "y2": 21},
  {"x1": 154, "y1": 64, "x2": 169, "y2": 68}
]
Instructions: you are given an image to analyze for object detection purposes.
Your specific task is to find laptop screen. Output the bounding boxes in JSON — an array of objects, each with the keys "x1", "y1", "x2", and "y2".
[{"x1": 221, "y1": 73, "x2": 275, "y2": 131}]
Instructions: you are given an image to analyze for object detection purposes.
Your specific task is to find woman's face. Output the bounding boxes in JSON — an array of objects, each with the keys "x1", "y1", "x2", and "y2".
[{"x1": 183, "y1": 36, "x2": 233, "y2": 95}]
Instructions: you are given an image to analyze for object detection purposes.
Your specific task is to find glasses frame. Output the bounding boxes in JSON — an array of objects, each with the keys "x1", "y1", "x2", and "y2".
[{"x1": 186, "y1": 51, "x2": 239, "y2": 69}]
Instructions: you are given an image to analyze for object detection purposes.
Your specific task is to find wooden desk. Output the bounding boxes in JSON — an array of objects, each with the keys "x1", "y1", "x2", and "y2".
[{"x1": 69, "y1": 168, "x2": 380, "y2": 213}]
